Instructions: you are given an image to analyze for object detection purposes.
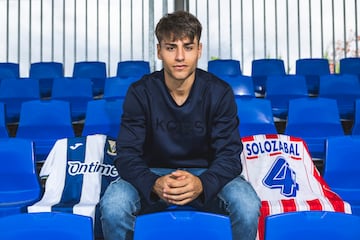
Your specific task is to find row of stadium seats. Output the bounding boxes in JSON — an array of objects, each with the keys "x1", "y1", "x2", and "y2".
[
  {"x1": 0, "y1": 96, "x2": 359, "y2": 161},
  {"x1": 0, "y1": 60, "x2": 150, "y2": 97},
  {"x1": 0, "y1": 99, "x2": 123, "y2": 161},
  {"x1": 208, "y1": 57, "x2": 360, "y2": 96},
  {"x1": 2, "y1": 57, "x2": 360, "y2": 99},
  {"x1": 0, "y1": 77, "x2": 132, "y2": 123},
  {"x1": 1, "y1": 207, "x2": 360, "y2": 239},
  {"x1": 1, "y1": 72, "x2": 360, "y2": 125},
  {"x1": 228, "y1": 73, "x2": 360, "y2": 120}
]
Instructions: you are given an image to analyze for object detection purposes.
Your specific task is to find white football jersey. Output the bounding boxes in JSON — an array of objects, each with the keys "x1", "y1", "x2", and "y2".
[{"x1": 28, "y1": 134, "x2": 118, "y2": 225}]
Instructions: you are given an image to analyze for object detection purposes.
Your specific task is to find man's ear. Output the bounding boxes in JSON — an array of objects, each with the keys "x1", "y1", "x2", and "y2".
[
  {"x1": 157, "y1": 44, "x2": 162, "y2": 60},
  {"x1": 198, "y1": 42, "x2": 203, "y2": 58}
]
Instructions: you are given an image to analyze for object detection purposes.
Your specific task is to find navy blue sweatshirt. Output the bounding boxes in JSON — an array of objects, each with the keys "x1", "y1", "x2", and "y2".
[{"x1": 115, "y1": 68, "x2": 243, "y2": 208}]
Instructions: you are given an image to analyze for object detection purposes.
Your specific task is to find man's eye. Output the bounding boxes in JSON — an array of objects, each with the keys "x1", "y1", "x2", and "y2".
[
  {"x1": 166, "y1": 47, "x2": 175, "y2": 51},
  {"x1": 185, "y1": 46, "x2": 193, "y2": 51}
]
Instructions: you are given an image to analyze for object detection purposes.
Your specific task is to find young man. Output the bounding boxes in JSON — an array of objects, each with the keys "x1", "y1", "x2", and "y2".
[{"x1": 100, "y1": 10, "x2": 261, "y2": 240}]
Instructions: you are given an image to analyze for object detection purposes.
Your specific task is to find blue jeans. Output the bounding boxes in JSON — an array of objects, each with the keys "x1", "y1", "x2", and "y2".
[{"x1": 100, "y1": 168, "x2": 261, "y2": 240}]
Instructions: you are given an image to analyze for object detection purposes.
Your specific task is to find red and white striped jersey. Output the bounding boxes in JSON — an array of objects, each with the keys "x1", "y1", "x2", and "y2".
[{"x1": 241, "y1": 134, "x2": 351, "y2": 240}]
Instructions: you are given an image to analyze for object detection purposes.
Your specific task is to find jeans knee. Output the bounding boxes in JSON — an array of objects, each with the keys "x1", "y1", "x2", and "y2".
[
  {"x1": 221, "y1": 176, "x2": 261, "y2": 219},
  {"x1": 100, "y1": 178, "x2": 140, "y2": 220}
]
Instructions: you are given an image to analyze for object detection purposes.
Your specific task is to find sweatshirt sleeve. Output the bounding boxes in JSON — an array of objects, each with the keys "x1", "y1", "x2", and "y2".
[
  {"x1": 114, "y1": 84, "x2": 159, "y2": 204},
  {"x1": 196, "y1": 87, "x2": 243, "y2": 207}
]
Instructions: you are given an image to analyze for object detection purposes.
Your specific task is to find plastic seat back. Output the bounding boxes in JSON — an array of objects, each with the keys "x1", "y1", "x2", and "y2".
[
  {"x1": 0, "y1": 212, "x2": 93, "y2": 240},
  {"x1": 235, "y1": 98, "x2": 277, "y2": 137},
  {"x1": 285, "y1": 97, "x2": 344, "y2": 159},
  {"x1": 16, "y1": 100, "x2": 75, "y2": 161},
  {"x1": 295, "y1": 58, "x2": 330, "y2": 95},
  {"x1": 82, "y1": 99, "x2": 124, "y2": 138},
  {"x1": 134, "y1": 210, "x2": 232, "y2": 240},
  {"x1": 264, "y1": 211, "x2": 360, "y2": 240},
  {"x1": 324, "y1": 135, "x2": 360, "y2": 215},
  {"x1": 0, "y1": 102, "x2": 9, "y2": 137},
  {"x1": 220, "y1": 75, "x2": 255, "y2": 98},
  {"x1": 73, "y1": 61, "x2": 107, "y2": 95},
  {"x1": 319, "y1": 74, "x2": 360, "y2": 119},
  {"x1": 265, "y1": 75, "x2": 308, "y2": 119},
  {"x1": 103, "y1": 76, "x2": 137, "y2": 100},
  {"x1": 116, "y1": 60, "x2": 150, "y2": 79},
  {"x1": 0, "y1": 138, "x2": 41, "y2": 216},
  {"x1": 251, "y1": 59, "x2": 286, "y2": 95},
  {"x1": 0, "y1": 62, "x2": 19, "y2": 79},
  {"x1": 352, "y1": 99, "x2": 360, "y2": 135},
  {"x1": 340, "y1": 57, "x2": 360, "y2": 77},
  {"x1": 208, "y1": 59, "x2": 242, "y2": 77},
  {"x1": 52, "y1": 77, "x2": 93, "y2": 121},
  {"x1": 30, "y1": 62, "x2": 64, "y2": 97},
  {"x1": 0, "y1": 78, "x2": 40, "y2": 123}
]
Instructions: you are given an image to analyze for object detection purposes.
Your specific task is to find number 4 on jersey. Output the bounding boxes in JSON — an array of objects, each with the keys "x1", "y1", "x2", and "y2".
[{"x1": 262, "y1": 157, "x2": 299, "y2": 197}]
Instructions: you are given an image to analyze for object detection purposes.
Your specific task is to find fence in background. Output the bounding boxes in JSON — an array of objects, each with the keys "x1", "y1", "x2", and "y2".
[{"x1": 0, "y1": 0, "x2": 359, "y2": 76}]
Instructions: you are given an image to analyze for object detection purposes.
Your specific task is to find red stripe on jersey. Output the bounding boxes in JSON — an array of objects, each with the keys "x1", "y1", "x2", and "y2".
[
  {"x1": 281, "y1": 199, "x2": 297, "y2": 212},
  {"x1": 258, "y1": 201, "x2": 270, "y2": 240},
  {"x1": 264, "y1": 134, "x2": 279, "y2": 139},
  {"x1": 242, "y1": 135, "x2": 255, "y2": 142},
  {"x1": 307, "y1": 198, "x2": 323, "y2": 211}
]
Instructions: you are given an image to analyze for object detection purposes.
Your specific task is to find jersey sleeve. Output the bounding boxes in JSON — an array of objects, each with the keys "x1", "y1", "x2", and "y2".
[{"x1": 39, "y1": 138, "x2": 68, "y2": 179}]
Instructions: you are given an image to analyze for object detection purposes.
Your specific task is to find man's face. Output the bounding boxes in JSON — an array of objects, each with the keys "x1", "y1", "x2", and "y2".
[{"x1": 157, "y1": 36, "x2": 202, "y2": 83}]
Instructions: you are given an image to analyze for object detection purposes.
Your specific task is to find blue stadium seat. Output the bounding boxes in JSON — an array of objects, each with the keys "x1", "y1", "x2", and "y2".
[
  {"x1": 339, "y1": 57, "x2": 360, "y2": 80},
  {"x1": 351, "y1": 99, "x2": 360, "y2": 135},
  {"x1": 220, "y1": 75, "x2": 255, "y2": 98},
  {"x1": 295, "y1": 58, "x2": 330, "y2": 95},
  {"x1": 251, "y1": 58, "x2": 286, "y2": 95},
  {"x1": 0, "y1": 78, "x2": 40, "y2": 123},
  {"x1": 82, "y1": 99, "x2": 124, "y2": 138},
  {"x1": 264, "y1": 211, "x2": 360, "y2": 240},
  {"x1": 235, "y1": 98, "x2": 277, "y2": 137},
  {"x1": 103, "y1": 76, "x2": 138, "y2": 100},
  {"x1": 207, "y1": 59, "x2": 242, "y2": 77},
  {"x1": 0, "y1": 138, "x2": 41, "y2": 216},
  {"x1": 265, "y1": 75, "x2": 309, "y2": 120},
  {"x1": 0, "y1": 62, "x2": 19, "y2": 79},
  {"x1": 29, "y1": 61, "x2": 64, "y2": 97},
  {"x1": 73, "y1": 61, "x2": 107, "y2": 96},
  {"x1": 323, "y1": 136, "x2": 360, "y2": 215},
  {"x1": 134, "y1": 210, "x2": 232, "y2": 240},
  {"x1": 0, "y1": 212, "x2": 93, "y2": 240},
  {"x1": 318, "y1": 74, "x2": 360, "y2": 120},
  {"x1": 16, "y1": 100, "x2": 75, "y2": 161},
  {"x1": 51, "y1": 77, "x2": 93, "y2": 121},
  {"x1": 285, "y1": 97, "x2": 344, "y2": 160},
  {"x1": 0, "y1": 102, "x2": 9, "y2": 137},
  {"x1": 116, "y1": 60, "x2": 150, "y2": 79}
]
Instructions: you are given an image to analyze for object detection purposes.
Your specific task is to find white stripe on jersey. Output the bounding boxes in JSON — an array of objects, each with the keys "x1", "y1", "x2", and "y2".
[
  {"x1": 73, "y1": 135, "x2": 106, "y2": 219},
  {"x1": 28, "y1": 138, "x2": 69, "y2": 212}
]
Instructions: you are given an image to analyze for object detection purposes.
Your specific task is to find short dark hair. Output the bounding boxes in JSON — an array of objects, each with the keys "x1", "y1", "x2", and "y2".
[{"x1": 155, "y1": 10, "x2": 202, "y2": 43}]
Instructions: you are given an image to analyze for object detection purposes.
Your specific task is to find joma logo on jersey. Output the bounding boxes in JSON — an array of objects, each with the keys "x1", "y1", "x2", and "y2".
[
  {"x1": 262, "y1": 157, "x2": 299, "y2": 197},
  {"x1": 68, "y1": 161, "x2": 118, "y2": 177}
]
